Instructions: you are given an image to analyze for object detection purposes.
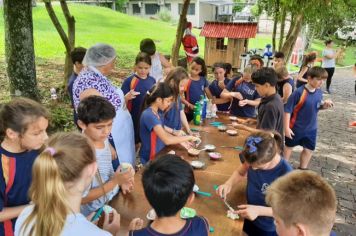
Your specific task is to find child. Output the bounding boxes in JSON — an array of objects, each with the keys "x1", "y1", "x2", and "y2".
[
  {"x1": 122, "y1": 52, "x2": 156, "y2": 143},
  {"x1": 234, "y1": 68, "x2": 285, "y2": 138},
  {"x1": 284, "y1": 66, "x2": 333, "y2": 169},
  {"x1": 140, "y1": 38, "x2": 172, "y2": 82},
  {"x1": 163, "y1": 67, "x2": 192, "y2": 135},
  {"x1": 296, "y1": 52, "x2": 316, "y2": 88},
  {"x1": 217, "y1": 131, "x2": 293, "y2": 236},
  {"x1": 139, "y1": 83, "x2": 200, "y2": 164},
  {"x1": 275, "y1": 66, "x2": 295, "y2": 104},
  {"x1": 266, "y1": 171, "x2": 337, "y2": 236},
  {"x1": 14, "y1": 132, "x2": 125, "y2": 236},
  {"x1": 130, "y1": 154, "x2": 209, "y2": 235},
  {"x1": 272, "y1": 51, "x2": 285, "y2": 69},
  {"x1": 249, "y1": 55, "x2": 264, "y2": 69},
  {"x1": 67, "y1": 47, "x2": 87, "y2": 127},
  {"x1": 0, "y1": 98, "x2": 49, "y2": 235},
  {"x1": 77, "y1": 96, "x2": 135, "y2": 216},
  {"x1": 322, "y1": 40, "x2": 337, "y2": 94},
  {"x1": 208, "y1": 63, "x2": 231, "y2": 112},
  {"x1": 181, "y1": 57, "x2": 211, "y2": 121},
  {"x1": 224, "y1": 63, "x2": 233, "y2": 80},
  {"x1": 221, "y1": 65, "x2": 260, "y2": 117}
]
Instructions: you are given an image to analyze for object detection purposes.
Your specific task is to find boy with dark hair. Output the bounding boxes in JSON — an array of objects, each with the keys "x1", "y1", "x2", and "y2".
[
  {"x1": 273, "y1": 51, "x2": 285, "y2": 69},
  {"x1": 266, "y1": 171, "x2": 337, "y2": 236},
  {"x1": 77, "y1": 96, "x2": 135, "y2": 216},
  {"x1": 284, "y1": 66, "x2": 333, "y2": 169},
  {"x1": 131, "y1": 155, "x2": 209, "y2": 235},
  {"x1": 249, "y1": 55, "x2": 264, "y2": 69},
  {"x1": 234, "y1": 68, "x2": 284, "y2": 138},
  {"x1": 68, "y1": 47, "x2": 87, "y2": 126}
]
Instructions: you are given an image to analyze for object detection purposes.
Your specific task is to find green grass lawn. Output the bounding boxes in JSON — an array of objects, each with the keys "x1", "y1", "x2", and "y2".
[{"x1": 0, "y1": 4, "x2": 354, "y2": 68}]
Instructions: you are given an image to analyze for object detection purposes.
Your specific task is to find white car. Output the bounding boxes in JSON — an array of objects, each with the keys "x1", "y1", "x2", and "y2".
[{"x1": 336, "y1": 26, "x2": 356, "y2": 41}]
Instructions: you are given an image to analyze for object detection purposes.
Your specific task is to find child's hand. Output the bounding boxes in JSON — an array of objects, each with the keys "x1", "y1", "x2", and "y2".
[
  {"x1": 188, "y1": 103, "x2": 195, "y2": 110},
  {"x1": 236, "y1": 204, "x2": 260, "y2": 221},
  {"x1": 125, "y1": 89, "x2": 139, "y2": 101},
  {"x1": 238, "y1": 99, "x2": 248, "y2": 107},
  {"x1": 115, "y1": 166, "x2": 135, "y2": 186},
  {"x1": 285, "y1": 127, "x2": 295, "y2": 139},
  {"x1": 218, "y1": 80, "x2": 225, "y2": 90},
  {"x1": 103, "y1": 209, "x2": 120, "y2": 235},
  {"x1": 129, "y1": 218, "x2": 144, "y2": 231},
  {"x1": 180, "y1": 141, "x2": 193, "y2": 150},
  {"x1": 120, "y1": 181, "x2": 134, "y2": 195},
  {"x1": 216, "y1": 183, "x2": 232, "y2": 199},
  {"x1": 323, "y1": 99, "x2": 334, "y2": 109},
  {"x1": 231, "y1": 92, "x2": 243, "y2": 100}
]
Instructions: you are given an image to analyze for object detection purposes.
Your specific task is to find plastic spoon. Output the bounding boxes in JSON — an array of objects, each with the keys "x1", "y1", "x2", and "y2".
[{"x1": 193, "y1": 184, "x2": 212, "y2": 197}]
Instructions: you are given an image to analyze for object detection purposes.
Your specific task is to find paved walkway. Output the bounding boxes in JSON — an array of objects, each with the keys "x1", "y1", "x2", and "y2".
[{"x1": 289, "y1": 67, "x2": 356, "y2": 236}]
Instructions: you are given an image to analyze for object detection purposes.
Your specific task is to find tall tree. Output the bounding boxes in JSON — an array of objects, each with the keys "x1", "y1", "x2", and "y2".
[
  {"x1": 44, "y1": 0, "x2": 75, "y2": 87},
  {"x1": 171, "y1": 0, "x2": 190, "y2": 66},
  {"x1": 3, "y1": 0, "x2": 40, "y2": 100}
]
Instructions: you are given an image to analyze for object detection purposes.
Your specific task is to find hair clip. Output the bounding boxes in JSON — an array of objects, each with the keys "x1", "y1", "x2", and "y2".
[
  {"x1": 146, "y1": 91, "x2": 151, "y2": 95},
  {"x1": 45, "y1": 147, "x2": 56, "y2": 156},
  {"x1": 246, "y1": 136, "x2": 263, "y2": 153},
  {"x1": 270, "y1": 133, "x2": 274, "y2": 138}
]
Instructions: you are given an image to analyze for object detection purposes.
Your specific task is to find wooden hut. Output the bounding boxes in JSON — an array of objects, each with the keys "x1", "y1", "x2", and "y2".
[{"x1": 200, "y1": 22, "x2": 258, "y2": 68}]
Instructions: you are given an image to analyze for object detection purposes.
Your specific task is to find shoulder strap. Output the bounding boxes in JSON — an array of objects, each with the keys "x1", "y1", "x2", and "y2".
[
  {"x1": 127, "y1": 77, "x2": 140, "y2": 112},
  {"x1": 290, "y1": 89, "x2": 308, "y2": 129},
  {"x1": 234, "y1": 78, "x2": 244, "y2": 90}
]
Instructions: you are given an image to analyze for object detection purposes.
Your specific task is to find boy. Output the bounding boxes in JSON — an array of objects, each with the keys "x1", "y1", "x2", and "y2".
[
  {"x1": 67, "y1": 47, "x2": 86, "y2": 126},
  {"x1": 77, "y1": 96, "x2": 135, "y2": 216},
  {"x1": 130, "y1": 155, "x2": 209, "y2": 236},
  {"x1": 266, "y1": 171, "x2": 337, "y2": 236},
  {"x1": 249, "y1": 55, "x2": 264, "y2": 69},
  {"x1": 273, "y1": 51, "x2": 285, "y2": 69},
  {"x1": 284, "y1": 66, "x2": 333, "y2": 169},
  {"x1": 234, "y1": 67, "x2": 284, "y2": 138}
]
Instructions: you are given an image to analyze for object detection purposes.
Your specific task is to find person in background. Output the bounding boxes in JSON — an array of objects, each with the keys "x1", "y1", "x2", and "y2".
[
  {"x1": 224, "y1": 63, "x2": 233, "y2": 80},
  {"x1": 322, "y1": 40, "x2": 337, "y2": 94},
  {"x1": 182, "y1": 22, "x2": 199, "y2": 64},
  {"x1": 275, "y1": 66, "x2": 294, "y2": 104},
  {"x1": 272, "y1": 51, "x2": 285, "y2": 69},
  {"x1": 208, "y1": 63, "x2": 231, "y2": 112},
  {"x1": 140, "y1": 38, "x2": 172, "y2": 82},
  {"x1": 249, "y1": 55, "x2": 264, "y2": 69},
  {"x1": 296, "y1": 52, "x2": 316, "y2": 88}
]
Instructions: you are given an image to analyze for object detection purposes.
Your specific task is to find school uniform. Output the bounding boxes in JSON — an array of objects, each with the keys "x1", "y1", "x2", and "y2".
[
  {"x1": 296, "y1": 65, "x2": 311, "y2": 88},
  {"x1": 243, "y1": 158, "x2": 292, "y2": 236},
  {"x1": 129, "y1": 216, "x2": 209, "y2": 236},
  {"x1": 208, "y1": 78, "x2": 230, "y2": 111},
  {"x1": 122, "y1": 74, "x2": 156, "y2": 143},
  {"x1": 15, "y1": 205, "x2": 111, "y2": 236},
  {"x1": 256, "y1": 93, "x2": 284, "y2": 138},
  {"x1": 284, "y1": 85, "x2": 323, "y2": 151},
  {"x1": 165, "y1": 96, "x2": 183, "y2": 130},
  {"x1": 139, "y1": 108, "x2": 165, "y2": 164},
  {"x1": 225, "y1": 77, "x2": 260, "y2": 118},
  {"x1": 277, "y1": 77, "x2": 295, "y2": 98},
  {"x1": 184, "y1": 77, "x2": 208, "y2": 121},
  {"x1": 0, "y1": 147, "x2": 38, "y2": 236}
]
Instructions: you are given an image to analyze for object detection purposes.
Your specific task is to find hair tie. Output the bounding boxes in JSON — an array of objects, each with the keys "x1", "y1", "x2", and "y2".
[
  {"x1": 246, "y1": 136, "x2": 263, "y2": 153},
  {"x1": 147, "y1": 91, "x2": 151, "y2": 95},
  {"x1": 45, "y1": 147, "x2": 56, "y2": 156},
  {"x1": 270, "y1": 133, "x2": 274, "y2": 138}
]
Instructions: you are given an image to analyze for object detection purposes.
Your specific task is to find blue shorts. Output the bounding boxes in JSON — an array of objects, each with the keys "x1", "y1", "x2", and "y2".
[
  {"x1": 285, "y1": 129, "x2": 317, "y2": 151},
  {"x1": 243, "y1": 219, "x2": 277, "y2": 236}
]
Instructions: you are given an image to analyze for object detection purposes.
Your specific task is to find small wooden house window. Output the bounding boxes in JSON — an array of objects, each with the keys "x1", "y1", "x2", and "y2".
[
  {"x1": 145, "y1": 4, "x2": 160, "y2": 15},
  {"x1": 216, "y1": 38, "x2": 227, "y2": 50},
  {"x1": 133, "y1": 4, "x2": 141, "y2": 14}
]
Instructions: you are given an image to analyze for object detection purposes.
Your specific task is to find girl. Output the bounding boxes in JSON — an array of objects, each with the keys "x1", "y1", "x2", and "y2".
[
  {"x1": 122, "y1": 52, "x2": 156, "y2": 144},
  {"x1": 275, "y1": 66, "x2": 294, "y2": 104},
  {"x1": 0, "y1": 98, "x2": 49, "y2": 235},
  {"x1": 217, "y1": 131, "x2": 293, "y2": 236},
  {"x1": 322, "y1": 40, "x2": 337, "y2": 94},
  {"x1": 163, "y1": 67, "x2": 192, "y2": 135},
  {"x1": 181, "y1": 57, "x2": 212, "y2": 121},
  {"x1": 221, "y1": 66, "x2": 261, "y2": 118},
  {"x1": 139, "y1": 83, "x2": 200, "y2": 164},
  {"x1": 296, "y1": 52, "x2": 316, "y2": 88},
  {"x1": 208, "y1": 63, "x2": 231, "y2": 112},
  {"x1": 14, "y1": 132, "x2": 142, "y2": 236}
]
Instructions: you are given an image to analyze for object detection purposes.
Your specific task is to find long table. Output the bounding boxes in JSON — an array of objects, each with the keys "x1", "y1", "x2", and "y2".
[{"x1": 110, "y1": 115, "x2": 250, "y2": 235}]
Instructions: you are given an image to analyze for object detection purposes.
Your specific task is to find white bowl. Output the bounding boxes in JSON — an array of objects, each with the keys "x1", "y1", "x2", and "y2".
[{"x1": 191, "y1": 160, "x2": 205, "y2": 169}]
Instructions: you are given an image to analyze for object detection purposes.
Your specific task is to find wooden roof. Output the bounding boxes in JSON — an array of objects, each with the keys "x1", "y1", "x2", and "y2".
[{"x1": 200, "y1": 22, "x2": 258, "y2": 39}]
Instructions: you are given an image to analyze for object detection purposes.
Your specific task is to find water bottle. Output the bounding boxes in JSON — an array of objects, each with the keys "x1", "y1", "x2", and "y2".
[
  {"x1": 211, "y1": 104, "x2": 217, "y2": 118},
  {"x1": 202, "y1": 96, "x2": 208, "y2": 120}
]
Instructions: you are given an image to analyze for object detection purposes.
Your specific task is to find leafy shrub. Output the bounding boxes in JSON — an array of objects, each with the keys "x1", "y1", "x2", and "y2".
[{"x1": 157, "y1": 7, "x2": 171, "y2": 22}]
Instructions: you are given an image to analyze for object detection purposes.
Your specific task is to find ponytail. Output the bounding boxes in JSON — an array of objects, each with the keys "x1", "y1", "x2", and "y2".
[
  {"x1": 140, "y1": 83, "x2": 173, "y2": 113},
  {"x1": 164, "y1": 67, "x2": 189, "y2": 102},
  {"x1": 21, "y1": 132, "x2": 95, "y2": 236}
]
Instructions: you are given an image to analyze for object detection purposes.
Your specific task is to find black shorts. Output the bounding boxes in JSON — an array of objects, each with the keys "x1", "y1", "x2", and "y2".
[
  {"x1": 243, "y1": 219, "x2": 277, "y2": 236},
  {"x1": 285, "y1": 129, "x2": 317, "y2": 151}
]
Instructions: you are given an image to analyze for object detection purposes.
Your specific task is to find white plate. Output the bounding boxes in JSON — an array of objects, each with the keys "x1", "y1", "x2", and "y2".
[
  {"x1": 229, "y1": 116, "x2": 238, "y2": 121},
  {"x1": 191, "y1": 160, "x2": 205, "y2": 169}
]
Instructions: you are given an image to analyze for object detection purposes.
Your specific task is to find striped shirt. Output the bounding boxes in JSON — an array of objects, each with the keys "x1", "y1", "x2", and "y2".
[{"x1": 81, "y1": 140, "x2": 119, "y2": 216}]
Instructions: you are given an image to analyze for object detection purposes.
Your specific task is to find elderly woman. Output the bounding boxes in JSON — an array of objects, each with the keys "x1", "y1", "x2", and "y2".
[{"x1": 73, "y1": 43, "x2": 135, "y2": 166}]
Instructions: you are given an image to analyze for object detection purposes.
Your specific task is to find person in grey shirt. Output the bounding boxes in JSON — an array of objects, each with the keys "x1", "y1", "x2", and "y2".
[{"x1": 322, "y1": 40, "x2": 338, "y2": 94}]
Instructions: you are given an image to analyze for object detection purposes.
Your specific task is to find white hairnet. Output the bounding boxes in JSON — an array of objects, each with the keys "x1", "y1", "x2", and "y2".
[{"x1": 83, "y1": 43, "x2": 116, "y2": 67}]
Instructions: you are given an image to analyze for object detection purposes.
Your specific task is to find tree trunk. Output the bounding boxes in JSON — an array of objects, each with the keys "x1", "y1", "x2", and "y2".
[
  {"x1": 278, "y1": 8, "x2": 286, "y2": 51},
  {"x1": 271, "y1": 0, "x2": 280, "y2": 52},
  {"x1": 4, "y1": 0, "x2": 40, "y2": 100},
  {"x1": 44, "y1": 0, "x2": 75, "y2": 87},
  {"x1": 281, "y1": 14, "x2": 303, "y2": 62},
  {"x1": 171, "y1": 0, "x2": 190, "y2": 66}
]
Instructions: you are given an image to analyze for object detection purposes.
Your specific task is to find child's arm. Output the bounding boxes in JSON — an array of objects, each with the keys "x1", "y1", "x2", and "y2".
[
  {"x1": 320, "y1": 100, "x2": 334, "y2": 110},
  {"x1": 296, "y1": 66, "x2": 308, "y2": 83},
  {"x1": 216, "y1": 163, "x2": 249, "y2": 198},
  {"x1": 0, "y1": 205, "x2": 28, "y2": 221},
  {"x1": 236, "y1": 205, "x2": 273, "y2": 221},
  {"x1": 180, "y1": 110, "x2": 192, "y2": 134},
  {"x1": 238, "y1": 98, "x2": 261, "y2": 107},
  {"x1": 153, "y1": 125, "x2": 199, "y2": 145},
  {"x1": 212, "y1": 96, "x2": 231, "y2": 105},
  {"x1": 221, "y1": 89, "x2": 244, "y2": 100},
  {"x1": 284, "y1": 112, "x2": 294, "y2": 139},
  {"x1": 180, "y1": 94, "x2": 194, "y2": 110},
  {"x1": 281, "y1": 83, "x2": 293, "y2": 104},
  {"x1": 81, "y1": 179, "x2": 120, "y2": 204},
  {"x1": 204, "y1": 87, "x2": 213, "y2": 100}
]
